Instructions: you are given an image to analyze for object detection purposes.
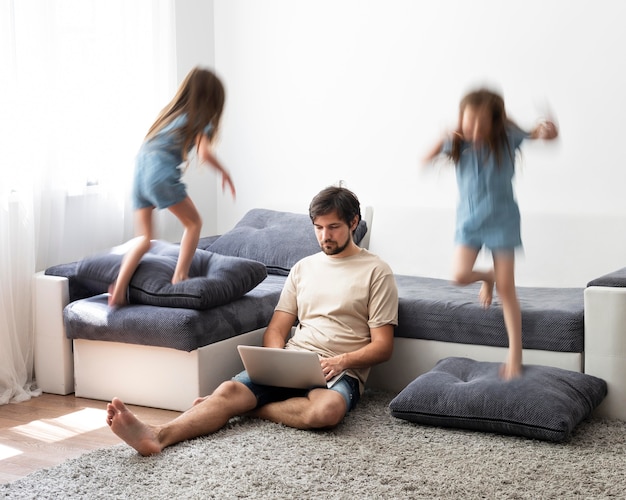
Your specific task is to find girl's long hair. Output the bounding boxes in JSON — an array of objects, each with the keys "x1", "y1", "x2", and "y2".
[
  {"x1": 449, "y1": 89, "x2": 515, "y2": 167},
  {"x1": 145, "y1": 67, "x2": 225, "y2": 161}
]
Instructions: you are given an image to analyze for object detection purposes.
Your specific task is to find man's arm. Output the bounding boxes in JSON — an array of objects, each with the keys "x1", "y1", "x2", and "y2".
[
  {"x1": 262, "y1": 310, "x2": 298, "y2": 348},
  {"x1": 319, "y1": 324, "x2": 395, "y2": 380}
]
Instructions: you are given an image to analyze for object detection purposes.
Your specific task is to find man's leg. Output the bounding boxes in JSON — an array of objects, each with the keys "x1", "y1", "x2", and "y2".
[
  {"x1": 251, "y1": 388, "x2": 347, "y2": 429},
  {"x1": 106, "y1": 380, "x2": 257, "y2": 456}
]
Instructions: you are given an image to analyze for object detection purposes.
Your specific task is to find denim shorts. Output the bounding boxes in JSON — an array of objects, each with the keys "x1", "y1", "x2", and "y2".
[
  {"x1": 232, "y1": 370, "x2": 360, "y2": 413},
  {"x1": 132, "y1": 151, "x2": 187, "y2": 210}
]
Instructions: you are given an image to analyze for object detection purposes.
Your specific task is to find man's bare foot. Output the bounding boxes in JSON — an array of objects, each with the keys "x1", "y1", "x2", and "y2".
[
  {"x1": 479, "y1": 280, "x2": 494, "y2": 308},
  {"x1": 106, "y1": 397, "x2": 162, "y2": 456}
]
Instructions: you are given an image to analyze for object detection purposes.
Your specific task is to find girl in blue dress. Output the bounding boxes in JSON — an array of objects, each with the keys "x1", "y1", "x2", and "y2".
[
  {"x1": 109, "y1": 67, "x2": 236, "y2": 306},
  {"x1": 423, "y1": 89, "x2": 558, "y2": 379}
]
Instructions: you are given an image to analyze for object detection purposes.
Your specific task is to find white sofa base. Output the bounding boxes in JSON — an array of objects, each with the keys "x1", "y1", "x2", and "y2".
[
  {"x1": 73, "y1": 328, "x2": 265, "y2": 412},
  {"x1": 367, "y1": 338, "x2": 582, "y2": 394},
  {"x1": 584, "y1": 286, "x2": 626, "y2": 419},
  {"x1": 33, "y1": 271, "x2": 267, "y2": 412},
  {"x1": 34, "y1": 274, "x2": 74, "y2": 395}
]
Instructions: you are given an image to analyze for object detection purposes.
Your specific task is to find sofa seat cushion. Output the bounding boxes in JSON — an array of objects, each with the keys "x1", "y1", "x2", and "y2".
[
  {"x1": 75, "y1": 240, "x2": 267, "y2": 309},
  {"x1": 208, "y1": 208, "x2": 368, "y2": 276},
  {"x1": 587, "y1": 267, "x2": 626, "y2": 287},
  {"x1": 394, "y1": 275, "x2": 584, "y2": 353},
  {"x1": 64, "y1": 275, "x2": 286, "y2": 351},
  {"x1": 389, "y1": 357, "x2": 607, "y2": 442}
]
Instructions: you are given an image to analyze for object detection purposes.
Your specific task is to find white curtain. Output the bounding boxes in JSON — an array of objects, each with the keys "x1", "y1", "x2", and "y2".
[{"x1": 0, "y1": 0, "x2": 176, "y2": 404}]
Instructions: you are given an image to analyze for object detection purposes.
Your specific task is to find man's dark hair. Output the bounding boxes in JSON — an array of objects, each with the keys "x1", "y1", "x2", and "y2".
[{"x1": 309, "y1": 186, "x2": 361, "y2": 233}]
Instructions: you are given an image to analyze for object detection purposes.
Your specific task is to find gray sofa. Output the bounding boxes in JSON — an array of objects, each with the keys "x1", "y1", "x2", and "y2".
[
  {"x1": 33, "y1": 207, "x2": 626, "y2": 421},
  {"x1": 35, "y1": 209, "x2": 337, "y2": 411}
]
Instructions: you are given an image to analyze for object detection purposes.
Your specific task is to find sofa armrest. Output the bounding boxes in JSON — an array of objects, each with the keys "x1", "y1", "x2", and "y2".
[
  {"x1": 34, "y1": 272, "x2": 74, "y2": 395},
  {"x1": 584, "y1": 285, "x2": 626, "y2": 420}
]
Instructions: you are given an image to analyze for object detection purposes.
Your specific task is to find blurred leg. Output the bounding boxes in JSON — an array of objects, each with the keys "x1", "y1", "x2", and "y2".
[
  {"x1": 493, "y1": 252, "x2": 522, "y2": 380},
  {"x1": 167, "y1": 196, "x2": 202, "y2": 284},
  {"x1": 452, "y1": 245, "x2": 495, "y2": 307},
  {"x1": 108, "y1": 207, "x2": 153, "y2": 306}
]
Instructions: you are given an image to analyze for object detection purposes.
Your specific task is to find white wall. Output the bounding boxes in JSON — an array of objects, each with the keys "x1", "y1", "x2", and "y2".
[
  {"x1": 158, "y1": 0, "x2": 222, "y2": 241},
  {"x1": 212, "y1": 0, "x2": 626, "y2": 216},
  {"x1": 202, "y1": 0, "x2": 626, "y2": 285}
]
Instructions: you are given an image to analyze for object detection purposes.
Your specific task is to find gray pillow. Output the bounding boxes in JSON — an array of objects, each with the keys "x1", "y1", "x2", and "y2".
[
  {"x1": 208, "y1": 208, "x2": 368, "y2": 276},
  {"x1": 389, "y1": 357, "x2": 607, "y2": 442},
  {"x1": 76, "y1": 240, "x2": 267, "y2": 309}
]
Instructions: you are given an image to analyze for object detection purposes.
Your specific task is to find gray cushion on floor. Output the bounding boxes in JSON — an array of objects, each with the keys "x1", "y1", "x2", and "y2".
[{"x1": 389, "y1": 357, "x2": 607, "y2": 442}]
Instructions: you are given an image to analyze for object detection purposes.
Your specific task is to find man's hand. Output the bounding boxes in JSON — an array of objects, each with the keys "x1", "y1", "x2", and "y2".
[
  {"x1": 262, "y1": 311, "x2": 297, "y2": 348},
  {"x1": 320, "y1": 354, "x2": 346, "y2": 381}
]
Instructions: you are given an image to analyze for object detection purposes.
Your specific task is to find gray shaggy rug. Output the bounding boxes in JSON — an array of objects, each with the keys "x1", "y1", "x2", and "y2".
[{"x1": 1, "y1": 390, "x2": 625, "y2": 499}]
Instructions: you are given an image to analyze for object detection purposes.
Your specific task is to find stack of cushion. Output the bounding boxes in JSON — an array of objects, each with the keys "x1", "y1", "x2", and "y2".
[
  {"x1": 76, "y1": 239, "x2": 268, "y2": 310},
  {"x1": 67, "y1": 208, "x2": 369, "y2": 309},
  {"x1": 53, "y1": 208, "x2": 369, "y2": 352}
]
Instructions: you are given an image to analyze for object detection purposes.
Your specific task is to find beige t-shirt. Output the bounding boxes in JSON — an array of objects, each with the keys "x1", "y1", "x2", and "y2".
[{"x1": 276, "y1": 248, "x2": 399, "y2": 392}]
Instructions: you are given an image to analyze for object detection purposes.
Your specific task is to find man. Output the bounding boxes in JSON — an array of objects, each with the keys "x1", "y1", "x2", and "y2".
[{"x1": 106, "y1": 185, "x2": 399, "y2": 455}]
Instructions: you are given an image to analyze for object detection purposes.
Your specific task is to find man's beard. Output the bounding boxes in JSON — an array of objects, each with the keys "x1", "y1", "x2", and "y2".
[{"x1": 321, "y1": 238, "x2": 350, "y2": 256}]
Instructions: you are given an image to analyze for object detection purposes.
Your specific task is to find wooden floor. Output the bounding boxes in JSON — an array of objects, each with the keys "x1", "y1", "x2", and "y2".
[{"x1": 0, "y1": 393, "x2": 181, "y2": 485}]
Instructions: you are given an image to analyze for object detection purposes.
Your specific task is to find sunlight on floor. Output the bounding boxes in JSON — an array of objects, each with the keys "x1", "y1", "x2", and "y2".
[
  {"x1": 10, "y1": 408, "x2": 107, "y2": 444},
  {"x1": 0, "y1": 444, "x2": 22, "y2": 460}
]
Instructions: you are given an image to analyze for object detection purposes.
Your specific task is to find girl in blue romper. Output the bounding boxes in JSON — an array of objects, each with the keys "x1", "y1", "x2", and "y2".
[
  {"x1": 423, "y1": 89, "x2": 558, "y2": 379},
  {"x1": 109, "y1": 67, "x2": 236, "y2": 306}
]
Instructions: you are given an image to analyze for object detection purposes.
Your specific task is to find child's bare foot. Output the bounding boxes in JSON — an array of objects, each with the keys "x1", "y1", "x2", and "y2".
[
  {"x1": 499, "y1": 361, "x2": 522, "y2": 381},
  {"x1": 479, "y1": 279, "x2": 494, "y2": 308},
  {"x1": 107, "y1": 283, "x2": 127, "y2": 307},
  {"x1": 106, "y1": 397, "x2": 162, "y2": 456},
  {"x1": 171, "y1": 273, "x2": 189, "y2": 285}
]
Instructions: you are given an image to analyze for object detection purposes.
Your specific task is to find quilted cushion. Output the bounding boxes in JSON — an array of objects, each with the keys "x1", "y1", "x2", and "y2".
[
  {"x1": 208, "y1": 208, "x2": 368, "y2": 276},
  {"x1": 76, "y1": 239, "x2": 267, "y2": 309},
  {"x1": 389, "y1": 357, "x2": 607, "y2": 442}
]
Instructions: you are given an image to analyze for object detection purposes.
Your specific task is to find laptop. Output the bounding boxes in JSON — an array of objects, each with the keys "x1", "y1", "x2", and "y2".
[{"x1": 237, "y1": 345, "x2": 346, "y2": 389}]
